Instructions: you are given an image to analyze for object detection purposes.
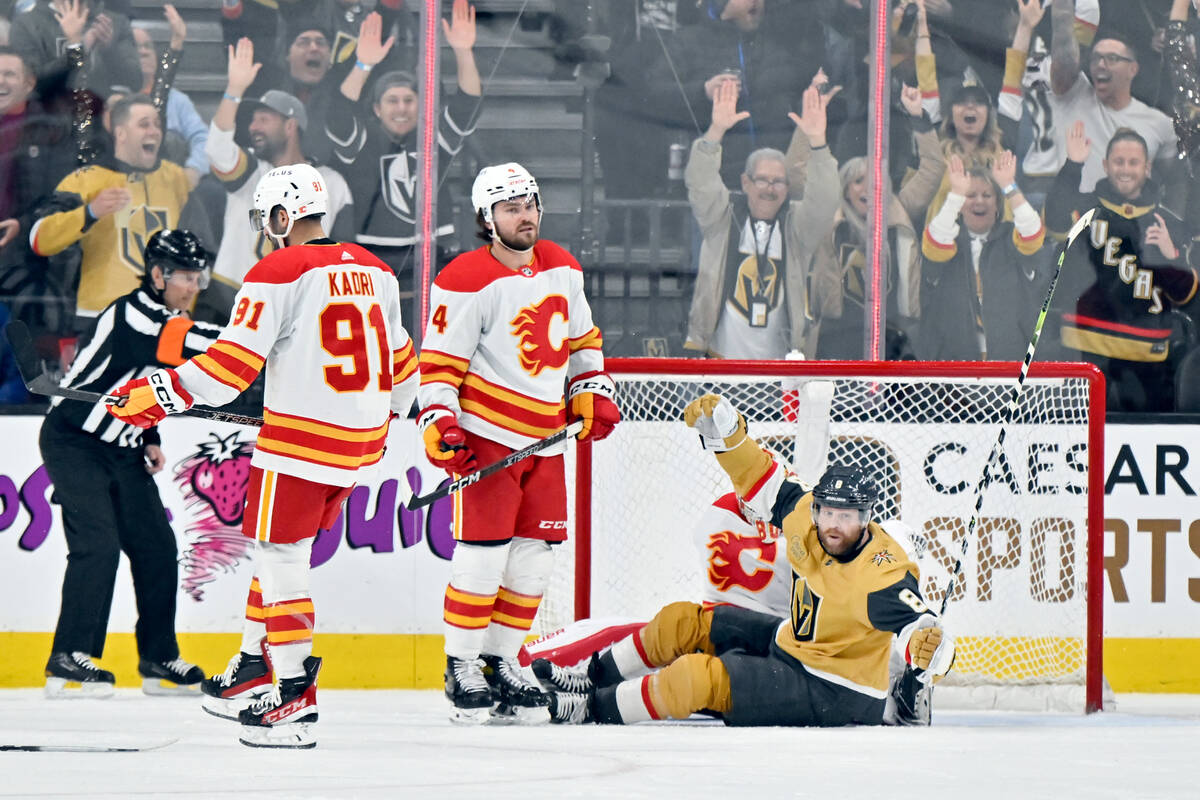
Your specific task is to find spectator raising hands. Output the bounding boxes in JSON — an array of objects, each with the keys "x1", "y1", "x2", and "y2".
[
  {"x1": 789, "y1": 85, "x2": 831, "y2": 149},
  {"x1": 703, "y1": 79, "x2": 750, "y2": 142}
]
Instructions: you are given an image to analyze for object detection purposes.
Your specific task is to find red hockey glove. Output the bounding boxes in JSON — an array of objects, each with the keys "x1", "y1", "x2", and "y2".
[
  {"x1": 107, "y1": 368, "x2": 194, "y2": 429},
  {"x1": 418, "y1": 406, "x2": 478, "y2": 474},
  {"x1": 568, "y1": 372, "x2": 620, "y2": 443}
]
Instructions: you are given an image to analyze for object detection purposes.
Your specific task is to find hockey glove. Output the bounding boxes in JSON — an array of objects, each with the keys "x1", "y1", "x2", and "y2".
[
  {"x1": 107, "y1": 368, "x2": 194, "y2": 429},
  {"x1": 418, "y1": 406, "x2": 478, "y2": 474},
  {"x1": 683, "y1": 393, "x2": 747, "y2": 452},
  {"x1": 568, "y1": 372, "x2": 620, "y2": 443},
  {"x1": 907, "y1": 616, "x2": 955, "y2": 685}
]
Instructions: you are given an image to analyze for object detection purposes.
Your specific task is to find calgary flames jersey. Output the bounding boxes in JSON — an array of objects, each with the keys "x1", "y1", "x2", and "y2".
[
  {"x1": 418, "y1": 241, "x2": 605, "y2": 453},
  {"x1": 175, "y1": 239, "x2": 419, "y2": 486},
  {"x1": 715, "y1": 442, "x2": 932, "y2": 698},
  {"x1": 696, "y1": 493, "x2": 790, "y2": 615}
]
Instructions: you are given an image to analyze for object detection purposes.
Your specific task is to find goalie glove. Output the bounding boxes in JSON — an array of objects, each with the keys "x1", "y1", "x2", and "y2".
[
  {"x1": 683, "y1": 393, "x2": 747, "y2": 452},
  {"x1": 568, "y1": 371, "x2": 620, "y2": 443},
  {"x1": 417, "y1": 405, "x2": 478, "y2": 474},
  {"x1": 106, "y1": 368, "x2": 194, "y2": 429},
  {"x1": 906, "y1": 615, "x2": 955, "y2": 685}
]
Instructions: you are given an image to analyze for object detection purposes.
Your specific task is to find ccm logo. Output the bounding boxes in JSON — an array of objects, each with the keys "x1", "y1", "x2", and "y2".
[
  {"x1": 149, "y1": 373, "x2": 183, "y2": 412},
  {"x1": 538, "y1": 520, "x2": 568, "y2": 530}
]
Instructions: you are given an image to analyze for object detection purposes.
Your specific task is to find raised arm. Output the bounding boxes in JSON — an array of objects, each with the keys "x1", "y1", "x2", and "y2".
[
  {"x1": 443, "y1": 0, "x2": 481, "y2": 97},
  {"x1": 1050, "y1": 0, "x2": 1081, "y2": 97},
  {"x1": 686, "y1": 81, "x2": 743, "y2": 234},
  {"x1": 339, "y1": 11, "x2": 394, "y2": 104}
]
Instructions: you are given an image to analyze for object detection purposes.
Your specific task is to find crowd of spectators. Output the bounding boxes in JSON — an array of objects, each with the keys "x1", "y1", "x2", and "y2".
[
  {"x1": 656, "y1": 0, "x2": 1200, "y2": 414},
  {"x1": 0, "y1": 0, "x2": 1196, "y2": 415}
]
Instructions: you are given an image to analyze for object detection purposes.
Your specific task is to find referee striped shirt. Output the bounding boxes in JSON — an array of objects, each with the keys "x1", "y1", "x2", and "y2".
[{"x1": 47, "y1": 287, "x2": 222, "y2": 448}]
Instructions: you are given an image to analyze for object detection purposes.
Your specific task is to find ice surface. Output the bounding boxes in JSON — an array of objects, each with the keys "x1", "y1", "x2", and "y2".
[{"x1": 0, "y1": 689, "x2": 1196, "y2": 799}]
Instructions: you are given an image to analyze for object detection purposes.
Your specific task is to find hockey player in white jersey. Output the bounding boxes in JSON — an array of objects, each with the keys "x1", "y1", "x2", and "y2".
[
  {"x1": 418, "y1": 162, "x2": 620, "y2": 724},
  {"x1": 108, "y1": 163, "x2": 419, "y2": 748}
]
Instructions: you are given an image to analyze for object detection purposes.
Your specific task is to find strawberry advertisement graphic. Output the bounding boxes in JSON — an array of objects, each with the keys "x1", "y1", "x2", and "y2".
[
  {"x1": 174, "y1": 432, "x2": 255, "y2": 601},
  {"x1": 189, "y1": 432, "x2": 253, "y2": 525}
]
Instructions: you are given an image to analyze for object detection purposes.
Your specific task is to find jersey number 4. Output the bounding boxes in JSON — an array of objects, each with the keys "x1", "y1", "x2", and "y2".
[{"x1": 320, "y1": 302, "x2": 391, "y2": 392}]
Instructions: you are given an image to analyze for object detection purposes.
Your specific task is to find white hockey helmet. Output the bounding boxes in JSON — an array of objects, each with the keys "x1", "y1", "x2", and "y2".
[
  {"x1": 249, "y1": 162, "x2": 328, "y2": 242},
  {"x1": 471, "y1": 162, "x2": 541, "y2": 223}
]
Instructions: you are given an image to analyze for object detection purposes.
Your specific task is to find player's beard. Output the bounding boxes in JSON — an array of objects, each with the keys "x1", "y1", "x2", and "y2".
[
  {"x1": 816, "y1": 523, "x2": 865, "y2": 558},
  {"x1": 496, "y1": 223, "x2": 538, "y2": 253}
]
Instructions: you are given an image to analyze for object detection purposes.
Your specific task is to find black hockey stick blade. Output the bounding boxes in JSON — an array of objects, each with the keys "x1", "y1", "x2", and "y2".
[
  {"x1": 4, "y1": 320, "x2": 263, "y2": 428},
  {"x1": 0, "y1": 737, "x2": 180, "y2": 752},
  {"x1": 408, "y1": 420, "x2": 585, "y2": 509}
]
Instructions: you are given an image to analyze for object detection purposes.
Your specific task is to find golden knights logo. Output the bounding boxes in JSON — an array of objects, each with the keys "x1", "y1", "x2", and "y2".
[
  {"x1": 511, "y1": 295, "x2": 569, "y2": 376},
  {"x1": 118, "y1": 204, "x2": 169, "y2": 272},
  {"x1": 872, "y1": 549, "x2": 896, "y2": 566},
  {"x1": 791, "y1": 574, "x2": 822, "y2": 642},
  {"x1": 332, "y1": 30, "x2": 358, "y2": 67},
  {"x1": 706, "y1": 530, "x2": 777, "y2": 593},
  {"x1": 380, "y1": 152, "x2": 417, "y2": 224}
]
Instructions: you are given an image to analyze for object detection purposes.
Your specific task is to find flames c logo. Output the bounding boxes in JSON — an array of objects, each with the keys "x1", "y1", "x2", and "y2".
[
  {"x1": 511, "y1": 295, "x2": 569, "y2": 376},
  {"x1": 707, "y1": 530, "x2": 777, "y2": 592}
]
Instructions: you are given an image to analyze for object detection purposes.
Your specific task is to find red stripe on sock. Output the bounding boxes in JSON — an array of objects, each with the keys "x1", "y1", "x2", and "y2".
[
  {"x1": 640, "y1": 676, "x2": 662, "y2": 720},
  {"x1": 632, "y1": 629, "x2": 654, "y2": 669}
]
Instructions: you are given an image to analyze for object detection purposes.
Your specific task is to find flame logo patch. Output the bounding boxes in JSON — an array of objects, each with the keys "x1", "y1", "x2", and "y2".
[
  {"x1": 707, "y1": 530, "x2": 777, "y2": 592},
  {"x1": 511, "y1": 295, "x2": 569, "y2": 376}
]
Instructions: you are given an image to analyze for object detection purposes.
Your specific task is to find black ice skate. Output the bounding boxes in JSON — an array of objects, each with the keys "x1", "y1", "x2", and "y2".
[
  {"x1": 481, "y1": 654, "x2": 550, "y2": 726},
  {"x1": 200, "y1": 641, "x2": 273, "y2": 720},
  {"x1": 548, "y1": 691, "x2": 593, "y2": 724},
  {"x1": 445, "y1": 655, "x2": 494, "y2": 726},
  {"x1": 531, "y1": 658, "x2": 593, "y2": 694},
  {"x1": 237, "y1": 656, "x2": 321, "y2": 749},
  {"x1": 140, "y1": 657, "x2": 204, "y2": 696},
  {"x1": 44, "y1": 651, "x2": 115, "y2": 699},
  {"x1": 885, "y1": 666, "x2": 932, "y2": 726}
]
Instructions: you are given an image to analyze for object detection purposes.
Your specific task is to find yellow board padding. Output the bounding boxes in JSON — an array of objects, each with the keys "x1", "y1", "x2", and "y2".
[
  {"x1": 0, "y1": 632, "x2": 445, "y2": 690},
  {"x1": 2, "y1": 633, "x2": 1198, "y2": 693},
  {"x1": 1104, "y1": 638, "x2": 1200, "y2": 693}
]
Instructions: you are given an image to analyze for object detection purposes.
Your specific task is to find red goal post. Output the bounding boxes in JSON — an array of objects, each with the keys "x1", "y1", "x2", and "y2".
[{"x1": 552, "y1": 358, "x2": 1106, "y2": 713}]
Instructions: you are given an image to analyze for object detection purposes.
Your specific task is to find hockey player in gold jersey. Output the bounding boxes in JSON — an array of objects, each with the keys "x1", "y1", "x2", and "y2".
[{"x1": 544, "y1": 394, "x2": 954, "y2": 726}]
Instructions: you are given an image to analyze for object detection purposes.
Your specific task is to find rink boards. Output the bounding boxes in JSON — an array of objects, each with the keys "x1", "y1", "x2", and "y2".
[{"x1": 0, "y1": 414, "x2": 1197, "y2": 692}]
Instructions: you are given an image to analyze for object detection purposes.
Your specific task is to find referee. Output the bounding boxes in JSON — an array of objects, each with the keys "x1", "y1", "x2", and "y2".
[{"x1": 41, "y1": 229, "x2": 222, "y2": 698}]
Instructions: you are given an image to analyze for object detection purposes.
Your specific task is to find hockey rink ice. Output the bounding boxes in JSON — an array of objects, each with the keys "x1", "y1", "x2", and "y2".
[{"x1": 1, "y1": 689, "x2": 1197, "y2": 799}]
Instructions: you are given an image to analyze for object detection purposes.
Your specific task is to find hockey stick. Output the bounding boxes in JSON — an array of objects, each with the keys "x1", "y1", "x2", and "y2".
[
  {"x1": 937, "y1": 207, "x2": 1096, "y2": 615},
  {"x1": 408, "y1": 420, "x2": 585, "y2": 509},
  {"x1": 0, "y1": 737, "x2": 179, "y2": 752},
  {"x1": 5, "y1": 320, "x2": 264, "y2": 428}
]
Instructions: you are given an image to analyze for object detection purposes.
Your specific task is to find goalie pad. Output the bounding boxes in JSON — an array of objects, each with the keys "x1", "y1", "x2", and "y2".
[{"x1": 518, "y1": 616, "x2": 644, "y2": 668}]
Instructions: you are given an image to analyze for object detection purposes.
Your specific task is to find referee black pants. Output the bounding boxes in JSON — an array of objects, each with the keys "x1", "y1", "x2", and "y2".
[{"x1": 39, "y1": 412, "x2": 180, "y2": 662}]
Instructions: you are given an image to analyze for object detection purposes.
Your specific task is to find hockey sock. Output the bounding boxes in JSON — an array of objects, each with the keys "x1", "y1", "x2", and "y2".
[
  {"x1": 264, "y1": 598, "x2": 314, "y2": 680},
  {"x1": 480, "y1": 538, "x2": 554, "y2": 658},
  {"x1": 600, "y1": 653, "x2": 732, "y2": 723},
  {"x1": 443, "y1": 541, "x2": 510, "y2": 659},
  {"x1": 599, "y1": 629, "x2": 657, "y2": 685},
  {"x1": 256, "y1": 540, "x2": 315, "y2": 680},
  {"x1": 238, "y1": 576, "x2": 267, "y2": 654}
]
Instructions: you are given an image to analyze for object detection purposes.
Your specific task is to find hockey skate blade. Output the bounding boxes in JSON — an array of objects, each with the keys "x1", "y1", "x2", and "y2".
[
  {"x1": 238, "y1": 722, "x2": 316, "y2": 749},
  {"x1": 143, "y1": 678, "x2": 201, "y2": 697},
  {"x1": 202, "y1": 692, "x2": 264, "y2": 721},
  {"x1": 488, "y1": 702, "x2": 550, "y2": 726},
  {"x1": 448, "y1": 704, "x2": 492, "y2": 726},
  {"x1": 43, "y1": 677, "x2": 115, "y2": 700}
]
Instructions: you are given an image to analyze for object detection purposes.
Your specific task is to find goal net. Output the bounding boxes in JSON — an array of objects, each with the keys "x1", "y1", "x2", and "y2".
[{"x1": 542, "y1": 359, "x2": 1105, "y2": 713}]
